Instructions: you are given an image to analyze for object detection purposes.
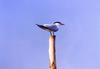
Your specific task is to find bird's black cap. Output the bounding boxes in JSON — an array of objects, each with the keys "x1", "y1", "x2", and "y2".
[{"x1": 53, "y1": 21, "x2": 64, "y2": 25}]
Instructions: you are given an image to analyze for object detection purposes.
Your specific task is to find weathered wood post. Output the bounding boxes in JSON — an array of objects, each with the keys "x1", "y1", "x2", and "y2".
[{"x1": 49, "y1": 35, "x2": 56, "y2": 69}]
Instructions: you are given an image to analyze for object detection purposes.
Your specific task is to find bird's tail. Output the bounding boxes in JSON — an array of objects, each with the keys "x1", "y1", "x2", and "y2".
[
  {"x1": 35, "y1": 24, "x2": 42, "y2": 27},
  {"x1": 35, "y1": 24, "x2": 39, "y2": 26},
  {"x1": 36, "y1": 24, "x2": 45, "y2": 28}
]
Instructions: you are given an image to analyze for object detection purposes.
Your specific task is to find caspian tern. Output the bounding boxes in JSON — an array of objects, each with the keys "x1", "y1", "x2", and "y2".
[{"x1": 36, "y1": 21, "x2": 64, "y2": 35}]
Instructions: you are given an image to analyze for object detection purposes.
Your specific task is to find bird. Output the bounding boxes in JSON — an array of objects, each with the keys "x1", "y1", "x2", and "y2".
[{"x1": 36, "y1": 21, "x2": 64, "y2": 35}]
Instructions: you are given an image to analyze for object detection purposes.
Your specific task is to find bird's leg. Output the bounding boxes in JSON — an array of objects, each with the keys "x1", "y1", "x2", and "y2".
[
  {"x1": 50, "y1": 31, "x2": 54, "y2": 36},
  {"x1": 50, "y1": 32, "x2": 52, "y2": 36},
  {"x1": 52, "y1": 32, "x2": 54, "y2": 36}
]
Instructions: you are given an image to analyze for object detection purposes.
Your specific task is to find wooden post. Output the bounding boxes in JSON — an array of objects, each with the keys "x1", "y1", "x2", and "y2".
[{"x1": 49, "y1": 35, "x2": 56, "y2": 69}]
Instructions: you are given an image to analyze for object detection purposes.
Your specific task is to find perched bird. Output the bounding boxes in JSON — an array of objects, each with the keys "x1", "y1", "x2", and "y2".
[{"x1": 36, "y1": 21, "x2": 64, "y2": 35}]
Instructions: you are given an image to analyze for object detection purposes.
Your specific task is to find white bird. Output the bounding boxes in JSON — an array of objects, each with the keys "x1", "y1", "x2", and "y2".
[{"x1": 36, "y1": 21, "x2": 64, "y2": 35}]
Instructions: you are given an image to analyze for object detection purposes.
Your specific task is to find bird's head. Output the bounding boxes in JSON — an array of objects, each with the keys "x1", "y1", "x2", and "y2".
[{"x1": 53, "y1": 21, "x2": 64, "y2": 26}]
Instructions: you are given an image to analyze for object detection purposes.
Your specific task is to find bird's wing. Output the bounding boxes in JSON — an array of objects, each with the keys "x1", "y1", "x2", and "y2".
[
  {"x1": 44, "y1": 24, "x2": 58, "y2": 32},
  {"x1": 36, "y1": 24, "x2": 50, "y2": 30}
]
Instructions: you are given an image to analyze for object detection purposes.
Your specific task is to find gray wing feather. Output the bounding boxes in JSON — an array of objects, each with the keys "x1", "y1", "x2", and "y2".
[{"x1": 44, "y1": 25, "x2": 58, "y2": 32}]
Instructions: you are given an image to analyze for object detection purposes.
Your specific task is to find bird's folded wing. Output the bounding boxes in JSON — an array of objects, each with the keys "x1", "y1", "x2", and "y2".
[
  {"x1": 46, "y1": 25, "x2": 58, "y2": 32},
  {"x1": 36, "y1": 24, "x2": 52, "y2": 30}
]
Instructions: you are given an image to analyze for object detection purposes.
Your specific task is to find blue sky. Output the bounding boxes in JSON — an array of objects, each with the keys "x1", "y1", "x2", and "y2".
[{"x1": 0, "y1": 0, "x2": 100, "y2": 69}]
